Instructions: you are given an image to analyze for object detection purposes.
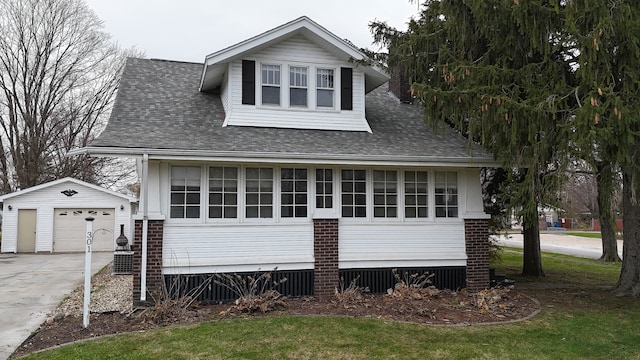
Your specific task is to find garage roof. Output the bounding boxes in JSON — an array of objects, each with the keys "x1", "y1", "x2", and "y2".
[{"x1": 0, "y1": 178, "x2": 137, "y2": 203}]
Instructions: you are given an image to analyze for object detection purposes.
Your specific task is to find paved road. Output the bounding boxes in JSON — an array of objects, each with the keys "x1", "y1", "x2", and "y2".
[
  {"x1": 494, "y1": 233, "x2": 623, "y2": 259},
  {"x1": 0, "y1": 252, "x2": 113, "y2": 360}
]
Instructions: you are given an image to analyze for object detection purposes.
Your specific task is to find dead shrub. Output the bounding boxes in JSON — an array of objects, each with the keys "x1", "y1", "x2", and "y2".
[
  {"x1": 333, "y1": 277, "x2": 369, "y2": 306},
  {"x1": 214, "y1": 269, "x2": 287, "y2": 314},
  {"x1": 143, "y1": 274, "x2": 212, "y2": 324},
  {"x1": 387, "y1": 269, "x2": 439, "y2": 300},
  {"x1": 473, "y1": 288, "x2": 510, "y2": 313}
]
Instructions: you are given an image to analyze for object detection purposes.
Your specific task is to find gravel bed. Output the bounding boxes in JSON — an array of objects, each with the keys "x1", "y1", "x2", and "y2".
[{"x1": 49, "y1": 262, "x2": 133, "y2": 320}]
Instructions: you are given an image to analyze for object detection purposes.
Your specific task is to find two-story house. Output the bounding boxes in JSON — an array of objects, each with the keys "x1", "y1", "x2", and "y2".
[{"x1": 72, "y1": 17, "x2": 496, "y2": 304}]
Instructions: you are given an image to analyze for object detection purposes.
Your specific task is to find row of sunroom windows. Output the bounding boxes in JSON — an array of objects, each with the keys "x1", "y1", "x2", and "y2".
[{"x1": 169, "y1": 166, "x2": 459, "y2": 220}]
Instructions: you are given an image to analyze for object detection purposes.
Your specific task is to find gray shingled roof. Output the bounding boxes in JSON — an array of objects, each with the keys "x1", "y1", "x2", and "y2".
[{"x1": 90, "y1": 58, "x2": 495, "y2": 165}]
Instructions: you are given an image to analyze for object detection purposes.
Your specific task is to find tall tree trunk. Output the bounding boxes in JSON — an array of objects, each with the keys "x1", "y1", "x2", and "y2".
[
  {"x1": 596, "y1": 162, "x2": 621, "y2": 262},
  {"x1": 613, "y1": 170, "x2": 640, "y2": 296},
  {"x1": 522, "y1": 202, "x2": 545, "y2": 277}
]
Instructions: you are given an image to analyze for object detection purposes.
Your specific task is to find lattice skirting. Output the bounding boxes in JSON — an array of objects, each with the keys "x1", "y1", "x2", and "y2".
[{"x1": 164, "y1": 266, "x2": 466, "y2": 303}]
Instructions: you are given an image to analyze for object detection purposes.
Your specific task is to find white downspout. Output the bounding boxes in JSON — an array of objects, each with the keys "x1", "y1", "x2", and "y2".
[{"x1": 140, "y1": 153, "x2": 149, "y2": 302}]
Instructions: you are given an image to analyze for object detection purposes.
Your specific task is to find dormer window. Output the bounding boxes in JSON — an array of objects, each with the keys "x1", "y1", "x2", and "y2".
[
  {"x1": 261, "y1": 64, "x2": 281, "y2": 105},
  {"x1": 205, "y1": 17, "x2": 390, "y2": 133},
  {"x1": 240, "y1": 60, "x2": 356, "y2": 117},
  {"x1": 289, "y1": 66, "x2": 308, "y2": 107},
  {"x1": 316, "y1": 68, "x2": 334, "y2": 108}
]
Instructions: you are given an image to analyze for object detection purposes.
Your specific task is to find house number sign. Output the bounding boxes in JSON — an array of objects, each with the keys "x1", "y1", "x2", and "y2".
[{"x1": 83, "y1": 217, "x2": 95, "y2": 328}]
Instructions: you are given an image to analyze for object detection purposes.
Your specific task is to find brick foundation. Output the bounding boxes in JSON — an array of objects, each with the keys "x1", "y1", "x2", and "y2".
[
  {"x1": 464, "y1": 218, "x2": 490, "y2": 292},
  {"x1": 313, "y1": 219, "x2": 339, "y2": 297},
  {"x1": 132, "y1": 219, "x2": 164, "y2": 306}
]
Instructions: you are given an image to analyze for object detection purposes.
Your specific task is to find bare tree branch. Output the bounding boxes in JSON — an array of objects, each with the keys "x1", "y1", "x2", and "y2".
[{"x1": 0, "y1": 0, "x2": 142, "y2": 192}]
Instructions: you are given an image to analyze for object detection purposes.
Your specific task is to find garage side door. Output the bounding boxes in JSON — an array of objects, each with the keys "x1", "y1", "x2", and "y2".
[
  {"x1": 17, "y1": 209, "x2": 37, "y2": 253},
  {"x1": 53, "y1": 209, "x2": 115, "y2": 252}
]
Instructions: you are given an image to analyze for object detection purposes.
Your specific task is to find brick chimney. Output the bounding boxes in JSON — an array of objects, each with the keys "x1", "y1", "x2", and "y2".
[{"x1": 388, "y1": 64, "x2": 413, "y2": 103}]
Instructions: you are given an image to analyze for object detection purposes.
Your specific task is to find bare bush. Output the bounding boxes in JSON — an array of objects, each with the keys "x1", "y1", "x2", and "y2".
[
  {"x1": 333, "y1": 277, "x2": 369, "y2": 306},
  {"x1": 143, "y1": 274, "x2": 212, "y2": 324},
  {"x1": 214, "y1": 269, "x2": 287, "y2": 314},
  {"x1": 473, "y1": 288, "x2": 511, "y2": 313},
  {"x1": 387, "y1": 269, "x2": 439, "y2": 299}
]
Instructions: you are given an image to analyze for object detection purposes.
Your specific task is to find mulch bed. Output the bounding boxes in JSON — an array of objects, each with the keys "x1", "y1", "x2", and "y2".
[{"x1": 12, "y1": 287, "x2": 538, "y2": 358}]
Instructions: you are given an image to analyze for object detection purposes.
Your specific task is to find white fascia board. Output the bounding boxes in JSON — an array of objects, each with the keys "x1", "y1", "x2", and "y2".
[
  {"x1": 363, "y1": 67, "x2": 391, "y2": 93},
  {"x1": 204, "y1": 17, "x2": 364, "y2": 67},
  {"x1": 0, "y1": 177, "x2": 137, "y2": 202},
  {"x1": 73, "y1": 146, "x2": 499, "y2": 168},
  {"x1": 199, "y1": 16, "x2": 383, "y2": 91}
]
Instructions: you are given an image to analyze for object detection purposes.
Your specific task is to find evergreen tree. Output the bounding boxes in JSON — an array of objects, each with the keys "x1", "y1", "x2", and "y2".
[
  {"x1": 372, "y1": 0, "x2": 574, "y2": 276},
  {"x1": 372, "y1": 0, "x2": 640, "y2": 292},
  {"x1": 566, "y1": 0, "x2": 640, "y2": 295}
]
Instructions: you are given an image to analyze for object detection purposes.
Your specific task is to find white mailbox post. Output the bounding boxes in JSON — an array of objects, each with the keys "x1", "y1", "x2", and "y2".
[{"x1": 83, "y1": 216, "x2": 94, "y2": 328}]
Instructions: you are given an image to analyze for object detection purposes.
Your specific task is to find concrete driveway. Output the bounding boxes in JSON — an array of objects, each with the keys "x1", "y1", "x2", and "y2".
[{"x1": 0, "y1": 252, "x2": 113, "y2": 360}]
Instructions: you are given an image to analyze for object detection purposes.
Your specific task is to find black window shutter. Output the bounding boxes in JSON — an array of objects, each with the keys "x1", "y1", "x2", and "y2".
[
  {"x1": 340, "y1": 67, "x2": 353, "y2": 110},
  {"x1": 242, "y1": 60, "x2": 255, "y2": 105}
]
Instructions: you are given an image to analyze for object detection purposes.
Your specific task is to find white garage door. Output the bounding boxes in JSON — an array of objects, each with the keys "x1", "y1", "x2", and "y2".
[{"x1": 53, "y1": 209, "x2": 115, "y2": 252}]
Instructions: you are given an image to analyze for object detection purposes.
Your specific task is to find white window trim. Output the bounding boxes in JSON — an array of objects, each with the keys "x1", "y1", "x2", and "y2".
[
  {"x1": 370, "y1": 168, "x2": 402, "y2": 223},
  {"x1": 434, "y1": 170, "x2": 460, "y2": 219},
  {"x1": 316, "y1": 67, "x2": 336, "y2": 110},
  {"x1": 205, "y1": 166, "x2": 242, "y2": 224},
  {"x1": 337, "y1": 168, "x2": 369, "y2": 223},
  {"x1": 260, "y1": 63, "x2": 281, "y2": 107},
  {"x1": 244, "y1": 166, "x2": 277, "y2": 222},
  {"x1": 288, "y1": 65, "x2": 308, "y2": 109},
  {"x1": 277, "y1": 167, "x2": 311, "y2": 223},
  {"x1": 401, "y1": 169, "x2": 432, "y2": 223},
  {"x1": 166, "y1": 164, "x2": 462, "y2": 224},
  {"x1": 311, "y1": 167, "x2": 339, "y2": 219},
  {"x1": 167, "y1": 164, "x2": 205, "y2": 224},
  {"x1": 255, "y1": 61, "x2": 340, "y2": 112}
]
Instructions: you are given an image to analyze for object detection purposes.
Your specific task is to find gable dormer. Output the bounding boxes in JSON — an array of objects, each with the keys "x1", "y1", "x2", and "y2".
[{"x1": 199, "y1": 16, "x2": 389, "y2": 133}]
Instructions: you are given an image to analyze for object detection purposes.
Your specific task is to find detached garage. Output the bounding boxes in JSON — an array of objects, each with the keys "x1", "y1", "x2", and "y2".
[{"x1": 0, "y1": 178, "x2": 136, "y2": 253}]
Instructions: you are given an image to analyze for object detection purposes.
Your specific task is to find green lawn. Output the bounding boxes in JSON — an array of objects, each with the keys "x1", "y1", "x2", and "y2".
[
  {"x1": 22, "y1": 251, "x2": 640, "y2": 360},
  {"x1": 495, "y1": 247, "x2": 621, "y2": 284},
  {"x1": 565, "y1": 231, "x2": 602, "y2": 238}
]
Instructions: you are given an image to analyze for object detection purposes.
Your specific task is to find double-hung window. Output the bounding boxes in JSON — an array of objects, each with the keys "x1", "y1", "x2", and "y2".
[
  {"x1": 316, "y1": 68, "x2": 334, "y2": 108},
  {"x1": 341, "y1": 169, "x2": 366, "y2": 217},
  {"x1": 289, "y1": 66, "x2": 307, "y2": 107},
  {"x1": 261, "y1": 64, "x2": 280, "y2": 105},
  {"x1": 435, "y1": 171, "x2": 458, "y2": 218},
  {"x1": 281, "y1": 168, "x2": 308, "y2": 217},
  {"x1": 373, "y1": 170, "x2": 397, "y2": 218},
  {"x1": 170, "y1": 166, "x2": 201, "y2": 219},
  {"x1": 405, "y1": 171, "x2": 429, "y2": 218},
  {"x1": 246, "y1": 167, "x2": 273, "y2": 218},
  {"x1": 208, "y1": 167, "x2": 238, "y2": 219}
]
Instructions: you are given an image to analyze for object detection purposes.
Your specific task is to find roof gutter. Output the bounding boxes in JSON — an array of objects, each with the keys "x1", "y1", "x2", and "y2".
[{"x1": 69, "y1": 146, "x2": 500, "y2": 167}]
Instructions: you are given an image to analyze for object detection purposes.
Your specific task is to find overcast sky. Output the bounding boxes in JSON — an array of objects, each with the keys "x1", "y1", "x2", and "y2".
[{"x1": 84, "y1": 0, "x2": 420, "y2": 63}]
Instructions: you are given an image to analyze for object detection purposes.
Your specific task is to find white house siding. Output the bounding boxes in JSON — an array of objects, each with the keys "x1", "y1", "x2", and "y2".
[
  {"x1": 146, "y1": 161, "x2": 164, "y2": 219},
  {"x1": 224, "y1": 35, "x2": 369, "y2": 132},
  {"x1": 1, "y1": 203, "x2": 18, "y2": 252},
  {"x1": 220, "y1": 66, "x2": 230, "y2": 112},
  {"x1": 461, "y1": 168, "x2": 489, "y2": 219},
  {"x1": 0, "y1": 180, "x2": 133, "y2": 253},
  {"x1": 338, "y1": 222, "x2": 467, "y2": 269},
  {"x1": 256, "y1": 35, "x2": 343, "y2": 64},
  {"x1": 162, "y1": 223, "x2": 314, "y2": 274},
  {"x1": 146, "y1": 161, "x2": 488, "y2": 274}
]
